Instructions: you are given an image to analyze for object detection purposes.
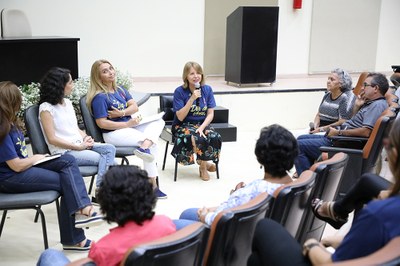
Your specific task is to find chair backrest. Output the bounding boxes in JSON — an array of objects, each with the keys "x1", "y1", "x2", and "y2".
[
  {"x1": 1, "y1": 9, "x2": 32, "y2": 37},
  {"x1": 321, "y1": 236, "x2": 400, "y2": 266},
  {"x1": 298, "y1": 153, "x2": 349, "y2": 244},
  {"x1": 24, "y1": 104, "x2": 51, "y2": 155},
  {"x1": 362, "y1": 109, "x2": 396, "y2": 170},
  {"x1": 79, "y1": 95, "x2": 105, "y2": 143},
  {"x1": 159, "y1": 95, "x2": 174, "y2": 125},
  {"x1": 352, "y1": 72, "x2": 369, "y2": 96},
  {"x1": 121, "y1": 222, "x2": 208, "y2": 266},
  {"x1": 267, "y1": 170, "x2": 317, "y2": 241},
  {"x1": 202, "y1": 192, "x2": 273, "y2": 266}
]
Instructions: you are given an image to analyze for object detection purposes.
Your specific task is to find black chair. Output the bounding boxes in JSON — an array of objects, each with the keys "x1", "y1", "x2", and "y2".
[
  {"x1": 79, "y1": 95, "x2": 137, "y2": 165},
  {"x1": 267, "y1": 170, "x2": 317, "y2": 242},
  {"x1": 202, "y1": 192, "x2": 273, "y2": 266},
  {"x1": 298, "y1": 153, "x2": 349, "y2": 244},
  {"x1": 320, "y1": 109, "x2": 396, "y2": 198},
  {"x1": 159, "y1": 95, "x2": 220, "y2": 181},
  {"x1": 0, "y1": 191, "x2": 60, "y2": 249},
  {"x1": 121, "y1": 222, "x2": 208, "y2": 266},
  {"x1": 24, "y1": 104, "x2": 98, "y2": 194},
  {"x1": 320, "y1": 236, "x2": 400, "y2": 266}
]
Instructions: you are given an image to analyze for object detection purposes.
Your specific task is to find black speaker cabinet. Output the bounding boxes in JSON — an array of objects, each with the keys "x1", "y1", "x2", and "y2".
[{"x1": 225, "y1": 6, "x2": 279, "y2": 85}]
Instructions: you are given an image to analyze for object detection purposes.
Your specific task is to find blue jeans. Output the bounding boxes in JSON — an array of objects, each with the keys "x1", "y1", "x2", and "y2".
[
  {"x1": 173, "y1": 208, "x2": 200, "y2": 230},
  {"x1": 36, "y1": 249, "x2": 70, "y2": 266},
  {"x1": 294, "y1": 134, "x2": 332, "y2": 176},
  {"x1": 68, "y1": 143, "x2": 116, "y2": 187},
  {"x1": 0, "y1": 154, "x2": 90, "y2": 245}
]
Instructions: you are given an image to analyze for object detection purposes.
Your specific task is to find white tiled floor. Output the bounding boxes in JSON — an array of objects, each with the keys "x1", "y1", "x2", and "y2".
[{"x1": 0, "y1": 75, "x2": 394, "y2": 265}]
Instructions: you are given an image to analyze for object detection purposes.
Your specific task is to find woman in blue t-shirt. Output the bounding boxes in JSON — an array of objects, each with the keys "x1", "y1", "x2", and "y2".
[
  {"x1": 86, "y1": 59, "x2": 166, "y2": 199},
  {"x1": 172, "y1": 62, "x2": 222, "y2": 181},
  {"x1": 0, "y1": 81, "x2": 103, "y2": 251}
]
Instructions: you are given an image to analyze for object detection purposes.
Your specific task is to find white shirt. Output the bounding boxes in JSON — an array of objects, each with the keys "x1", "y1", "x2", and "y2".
[{"x1": 39, "y1": 99, "x2": 83, "y2": 154}]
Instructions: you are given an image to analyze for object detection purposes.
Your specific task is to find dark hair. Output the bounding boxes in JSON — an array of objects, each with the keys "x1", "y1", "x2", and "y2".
[
  {"x1": 389, "y1": 119, "x2": 400, "y2": 197},
  {"x1": 39, "y1": 67, "x2": 71, "y2": 105},
  {"x1": 97, "y1": 165, "x2": 156, "y2": 226},
  {"x1": 255, "y1": 124, "x2": 298, "y2": 177},
  {"x1": 0, "y1": 81, "x2": 22, "y2": 143},
  {"x1": 368, "y1": 72, "x2": 389, "y2": 96}
]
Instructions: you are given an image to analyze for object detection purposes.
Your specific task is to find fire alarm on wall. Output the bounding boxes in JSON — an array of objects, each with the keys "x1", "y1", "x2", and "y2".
[{"x1": 293, "y1": 0, "x2": 302, "y2": 9}]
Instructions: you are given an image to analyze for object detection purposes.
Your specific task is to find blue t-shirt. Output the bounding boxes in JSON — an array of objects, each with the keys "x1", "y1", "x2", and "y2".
[
  {"x1": 332, "y1": 195, "x2": 400, "y2": 261},
  {"x1": 172, "y1": 84, "x2": 216, "y2": 125},
  {"x1": 0, "y1": 127, "x2": 28, "y2": 180},
  {"x1": 92, "y1": 87, "x2": 133, "y2": 133}
]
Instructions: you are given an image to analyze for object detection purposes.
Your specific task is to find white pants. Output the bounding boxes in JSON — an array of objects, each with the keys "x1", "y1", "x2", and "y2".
[{"x1": 103, "y1": 118, "x2": 165, "y2": 177}]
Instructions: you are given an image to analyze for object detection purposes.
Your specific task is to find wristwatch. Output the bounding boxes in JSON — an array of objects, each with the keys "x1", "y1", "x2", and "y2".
[{"x1": 338, "y1": 129, "x2": 343, "y2": 136}]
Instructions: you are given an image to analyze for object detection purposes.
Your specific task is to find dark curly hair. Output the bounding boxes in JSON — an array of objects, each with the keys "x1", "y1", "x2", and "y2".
[
  {"x1": 255, "y1": 124, "x2": 298, "y2": 177},
  {"x1": 97, "y1": 165, "x2": 156, "y2": 226},
  {"x1": 39, "y1": 67, "x2": 71, "y2": 105}
]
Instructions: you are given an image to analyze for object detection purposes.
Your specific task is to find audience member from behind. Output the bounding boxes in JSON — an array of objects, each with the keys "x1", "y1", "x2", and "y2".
[
  {"x1": 86, "y1": 59, "x2": 167, "y2": 199},
  {"x1": 37, "y1": 165, "x2": 176, "y2": 266},
  {"x1": 175, "y1": 124, "x2": 297, "y2": 228},
  {"x1": 295, "y1": 72, "x2": 389, "y2": 176},
  {"x1": 172, "y1": 61, "x2": 222, "y2": 181},
  {"x1": 247, "y1": 118, "x2": 400, "y2": 265},
  {"x1": 0, "y1": 81, "x2": 102, "y2": 253},
  {"x1": 309, "y1": 68, "x2": 355, "y2": 133},
  {"x1": 39, "y1": 67, "x2": 116, "y2": 196}
]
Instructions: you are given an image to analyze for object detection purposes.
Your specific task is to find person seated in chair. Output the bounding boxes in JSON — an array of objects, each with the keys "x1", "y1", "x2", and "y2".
[
  {"x1": 86, "y1": 59, "x2": 167, "y2": 199},
  {"x1": 247, "y1": 117, "x2": 400, "y2": 265},
  {"x1": 174, "y1": 124, "x2": 297, "y2": 229},
  {"x1": 0, "y1": 81, "x2": 103, "y2": 252},
  {"x1": 171, "y1": 61, "x2": 222, "y2": 181},
  {"x1": 295, "y1": 72, "x2": 389, "y2": 176},
  {"x1": 309, "y1": 68, "x2": 355, "y2": 134},
  {"x1": 38, "y1": 67, "x2": 116, "y2": 199},
  {"x1": 37, "y1": 165, "x2": 176, "y2": 266}
]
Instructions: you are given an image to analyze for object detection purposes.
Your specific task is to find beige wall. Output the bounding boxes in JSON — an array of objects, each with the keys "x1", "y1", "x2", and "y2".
[
  {"x1": 203, "y1": 0, "x2": 278, "y2": 75},
  {"x1": 309, "y1": 0, "x2": 381, "y2": 73},
  {"x1": 1, "y1": 0, "x2": 399, "y2": 77}
]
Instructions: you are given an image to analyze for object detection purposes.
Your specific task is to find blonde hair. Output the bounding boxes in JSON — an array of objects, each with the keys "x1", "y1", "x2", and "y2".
[
  {"x1": 182, "y1": 61, "x2": 205, "y2": 89},
  {"x1": 86, "y1": 59, "x2": 117, "y2": 113}
]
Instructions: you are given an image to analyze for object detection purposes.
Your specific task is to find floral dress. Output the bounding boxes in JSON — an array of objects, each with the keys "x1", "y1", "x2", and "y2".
[{"x1": 171, "y1": 85, "x2": 222, "y2": 166}]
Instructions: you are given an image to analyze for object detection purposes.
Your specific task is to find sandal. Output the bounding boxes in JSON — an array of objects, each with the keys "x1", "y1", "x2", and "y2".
[
  {"x1": 311, "y1": 198, "x2": 348, "y2": 229},
  {"x1": 63, "y1": 239, "x2": 92, "y2": 251},
  {"x1": 75, "y1": 205, "x2": 104, "y2": 228},
  {"x1": 199, "y1": 168, "x2": 210, "y2": 181}
]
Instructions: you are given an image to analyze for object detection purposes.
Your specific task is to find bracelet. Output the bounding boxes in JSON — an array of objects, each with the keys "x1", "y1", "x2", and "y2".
[
  {"x1": 338, "y1": 129, "x2": 343, "y2": 136},
  {"x1": 303, "y1": 242, "x2": 321, "y2": 256}
]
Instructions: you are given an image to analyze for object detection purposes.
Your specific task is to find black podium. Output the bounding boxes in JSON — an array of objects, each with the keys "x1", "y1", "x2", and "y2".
[
  {"x1": 0, "y1": 36, "x2": 79, "y2": 85},
  {"x1": 225, "y1": 7, "x2": 278, "y2": 85}
]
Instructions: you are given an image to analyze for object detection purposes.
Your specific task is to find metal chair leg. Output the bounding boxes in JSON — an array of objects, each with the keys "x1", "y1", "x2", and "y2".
[
  {"x1": 34, "y1": 206, "x2": 41, "y2": 223},
  {"x1": 88, "y1": 175, "x2": 95, "y2": 195},
  {"x1": 162, "y1": 141, "x2": 170, "y2": 170},
  {"x1": 216, "y1": 161, "x2": 220, "y2": 179},
  {"x1": 0, "y1": 210, "x2": 7, "y2": 237},
  {"x1": 35, "y1": 207, "x2": 49, "y2": 249},
  {"x1": 174, "y1": 159, "x2": 178, "y2": 182}
]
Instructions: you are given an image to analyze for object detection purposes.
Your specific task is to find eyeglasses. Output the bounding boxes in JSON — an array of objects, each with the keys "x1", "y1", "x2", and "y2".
[{"x1": 363, "y1": 83, "x2": 375, "y2": 88}]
